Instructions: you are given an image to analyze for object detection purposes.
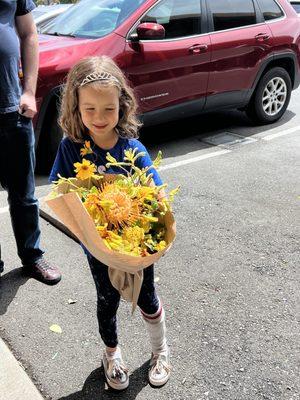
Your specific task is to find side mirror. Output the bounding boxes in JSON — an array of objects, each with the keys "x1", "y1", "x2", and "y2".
[{"x1": 131, "y1": 22, "x2": 165, "y2": 41}]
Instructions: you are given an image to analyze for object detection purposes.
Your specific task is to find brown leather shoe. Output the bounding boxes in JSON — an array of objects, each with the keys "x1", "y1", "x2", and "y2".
[{"x1": 23, "y1": 258, "x2": 61, "y2": 285}]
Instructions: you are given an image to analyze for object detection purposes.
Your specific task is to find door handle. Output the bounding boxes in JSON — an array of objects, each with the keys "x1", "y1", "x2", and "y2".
[
  {"x1": 255, "y1": 33, "x2": 270, "y2": 42},
  {"x1": 189, "y1": 44, "x2": 208, "y2": 54}
]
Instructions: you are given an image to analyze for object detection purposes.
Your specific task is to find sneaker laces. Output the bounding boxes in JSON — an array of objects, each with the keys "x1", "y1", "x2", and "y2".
[
  {"x1": 110, "y1": 359, "x2": 128, "y2": 379},
  {"x1": 151, "y1": 354, "x2": 171, "y2": 375},
  {"x1": 36, "y1": 259, "x2": 52, "y2": 271}
]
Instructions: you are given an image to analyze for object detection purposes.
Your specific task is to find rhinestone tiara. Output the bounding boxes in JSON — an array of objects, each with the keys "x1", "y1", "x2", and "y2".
[{"x1": 80, "y1": 72, "x2": 120, "y2": 87}]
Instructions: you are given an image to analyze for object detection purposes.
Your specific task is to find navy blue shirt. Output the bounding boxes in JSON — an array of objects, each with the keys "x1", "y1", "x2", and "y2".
[
  {"x1": 49, "y1": 137, "x2": 163, "y2": 186},
  {"x1": 0, "y1": 0, "x2": 35, "y2": 113}
]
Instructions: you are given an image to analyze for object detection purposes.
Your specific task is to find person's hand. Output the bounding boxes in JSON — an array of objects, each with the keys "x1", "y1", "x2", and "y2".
[{"x1": 19, "y1": 92, "x2": 37, "y2": 119}]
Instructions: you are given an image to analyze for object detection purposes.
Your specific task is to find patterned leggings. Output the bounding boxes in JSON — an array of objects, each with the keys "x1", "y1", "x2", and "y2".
[{"x1": 87, "y1": 254, "x2": 160, "y2": 348}]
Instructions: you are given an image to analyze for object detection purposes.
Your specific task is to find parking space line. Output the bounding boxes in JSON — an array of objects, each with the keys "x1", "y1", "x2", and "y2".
[
  {"x1": 261, "y1": 126, "x2": 300, "y2": 141},
  {"x1": 160, "y1": 149, "x2": 231, "y2": 171},
  {"x1": 0, "y1": 197, "x2": 44, "y2": 215},
  {"x1": 0, "y1": 206, "x2": 9, "y2": 215}
]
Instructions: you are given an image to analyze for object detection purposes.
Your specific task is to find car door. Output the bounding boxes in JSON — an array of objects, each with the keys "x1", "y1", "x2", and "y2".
[
  {"x1": 124, "y1": 0, "x2": 211, "y2": 123},
  {"x1": 205, "y1": 0, "x2": 273, "y2": 110}
]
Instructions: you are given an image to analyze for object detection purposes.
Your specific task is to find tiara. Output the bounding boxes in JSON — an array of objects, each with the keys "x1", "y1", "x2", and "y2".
[{"x1": 80, "y1": 72, "x2": 120, "y2": 87}]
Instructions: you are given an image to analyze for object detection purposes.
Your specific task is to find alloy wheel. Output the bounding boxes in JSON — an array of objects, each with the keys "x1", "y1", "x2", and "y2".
[{"x1": 262, "y1": 77, "x2": 287, "y2": 116}]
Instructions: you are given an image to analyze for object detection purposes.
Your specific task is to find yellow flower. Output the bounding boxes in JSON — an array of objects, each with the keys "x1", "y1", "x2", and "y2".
[
  {"x1": 84, "y1": 193, "x2": 106, "y2": 224},
  {"x1": 154, "y1": 240, "x2": 167, "y2": 252},
  {"x1": 80, "y1": 141, "x2": 93, "y2": 157},
  {"x1": 96, "y1": 223, "x2": 108, "y2": 238},
  {"x1": 122, "y1": 226, "x2": 145, "y2": 247},
  {"x1": 153, "y1": 150, "x2": 162, "y2": 168},
  {"x1": 124, "y1": 148, "x2": 146, "y2": 163},
  {"x1": 135, "y1": 186, "x2": 157, "y2": 202},
  {"x1": 142, "y1": 214, "x2": 158, "y2": 223},
  {"x1": 74, "y1": 159, "x2": 96, "y2": 180},
  {"x1": 51, "y1": 147, "x2": 179, "y2": 258}
]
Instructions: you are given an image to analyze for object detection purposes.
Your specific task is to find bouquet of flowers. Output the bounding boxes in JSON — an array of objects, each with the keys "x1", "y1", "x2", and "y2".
[{"x1": 46, "y1": 142, "x2": 177, "y2": 311}]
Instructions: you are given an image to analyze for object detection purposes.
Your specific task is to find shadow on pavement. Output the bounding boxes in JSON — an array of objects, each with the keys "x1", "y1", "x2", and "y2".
[
  {"x1": 58, "y1": 361, "x2": 149, "y2": 400},
  {"x1": 141, "y1": 109, "x2": 296, "y2": 153},
  {"x1": 0, "y1": 267, "x2": 29, "y2": 315}
]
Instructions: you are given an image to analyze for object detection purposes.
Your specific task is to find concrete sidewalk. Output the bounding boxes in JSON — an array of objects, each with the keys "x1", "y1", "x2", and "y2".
[{"x1": 0, "y1": 337, "x2": 44, "y2": 400}]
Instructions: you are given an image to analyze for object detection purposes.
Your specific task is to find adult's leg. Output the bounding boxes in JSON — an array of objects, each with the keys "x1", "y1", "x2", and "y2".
[
  {"x1": 0, "y1": 112, "x2": 43, "y2": 265},
  {"x1": 0, "y1": 245, "x2": 4, "y2": 274}
]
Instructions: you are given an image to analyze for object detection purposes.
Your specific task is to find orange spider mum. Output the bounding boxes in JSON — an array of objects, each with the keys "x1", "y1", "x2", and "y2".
[{"x1": 99, "y1": 182, "x2": 141, "y2": 229}]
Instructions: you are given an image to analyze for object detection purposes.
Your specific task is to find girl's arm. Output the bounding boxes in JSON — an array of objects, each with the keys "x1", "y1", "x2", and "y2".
[
  {"x1": 133, "y1": 141, "x2": 163, "y2": 187},
  {"x1": 49, "y1": 139, "x2": 81, "y2": 182}
]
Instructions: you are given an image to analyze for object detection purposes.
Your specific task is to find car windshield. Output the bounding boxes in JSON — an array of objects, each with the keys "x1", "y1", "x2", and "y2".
[
  {"x1": 40, "y1": 0, "x2": 147, "y2": 38},
  {"x1": 32, "y1": 9, "x2": 47, "y2": 18}
]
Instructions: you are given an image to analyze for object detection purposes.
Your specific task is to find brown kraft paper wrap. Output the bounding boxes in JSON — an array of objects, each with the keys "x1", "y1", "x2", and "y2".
[{"x1": 46, "y1": 176, "x2": 176, "y2": 312}]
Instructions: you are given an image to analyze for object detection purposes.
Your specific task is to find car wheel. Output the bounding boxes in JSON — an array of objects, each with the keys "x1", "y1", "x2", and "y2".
[
  {"x1": 36, "y1": 107, "x2": 63, "y2": 174},
  {"x1": 246, "y1": 67, "x2": 292, "y2": 124}
]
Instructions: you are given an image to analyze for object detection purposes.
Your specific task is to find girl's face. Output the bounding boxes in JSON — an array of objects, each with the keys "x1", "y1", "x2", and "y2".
[{"x1": 78, "y1": 84, "x2": 120, "y2": 143}]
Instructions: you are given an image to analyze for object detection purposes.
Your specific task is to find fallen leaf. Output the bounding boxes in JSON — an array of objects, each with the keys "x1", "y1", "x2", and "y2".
[{"x1": 50, "y1": 324, "x2": 62, "y2": 334}]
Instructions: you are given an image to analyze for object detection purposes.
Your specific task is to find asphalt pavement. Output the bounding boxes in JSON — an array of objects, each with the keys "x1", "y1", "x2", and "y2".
[{"x1": 0, "y1": 101, "x2": 299, "y2": 400}]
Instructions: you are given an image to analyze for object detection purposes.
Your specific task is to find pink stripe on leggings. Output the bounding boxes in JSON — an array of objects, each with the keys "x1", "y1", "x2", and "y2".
[{"x1": 141, "y1": 300, "x2": 163, "y2": 320}]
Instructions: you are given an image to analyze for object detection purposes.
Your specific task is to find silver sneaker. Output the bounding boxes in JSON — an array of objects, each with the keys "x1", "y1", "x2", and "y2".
[
  {"x1": 102, "y1": 349, "x2": 129, "y2": 391},
  {"x1": 149, "y1": 350, "x2": 171, "y2": 387}
]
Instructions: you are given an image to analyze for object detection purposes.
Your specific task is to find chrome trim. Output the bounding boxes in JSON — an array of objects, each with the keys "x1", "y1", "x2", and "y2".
[
  {"x1": 125, "y1": 0, "x2": 287, "y2": 43},
  {"x1": 126, "y1": 31, "x2": 207, "y2": 43},
  {"x1": 208, "y1": 22, "x2": 266, "y2": 36}
]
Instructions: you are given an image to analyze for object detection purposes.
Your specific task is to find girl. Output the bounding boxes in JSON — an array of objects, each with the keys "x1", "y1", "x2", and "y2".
[{"x1": 50, "y1": 56, "x2": 171, "y2": 390}]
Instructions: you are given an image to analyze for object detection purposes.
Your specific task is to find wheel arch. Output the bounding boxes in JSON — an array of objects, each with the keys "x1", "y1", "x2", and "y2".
[{"x1": 245, "y1": 53, "x2": 298, "y2": 104}]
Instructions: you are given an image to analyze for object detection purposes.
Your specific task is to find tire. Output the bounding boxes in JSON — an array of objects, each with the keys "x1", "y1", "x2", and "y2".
[
  {"x1": 246, "y1": 67, "x2": 292, "y2": 125},
  {"x1": 36, "y1": 107, "x2": 63, "y2": 174}
]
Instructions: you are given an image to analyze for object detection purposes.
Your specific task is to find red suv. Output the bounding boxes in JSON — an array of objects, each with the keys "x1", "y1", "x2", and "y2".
[{"x1": 35, "y1": 0, "x2": 300, "y2": 171}]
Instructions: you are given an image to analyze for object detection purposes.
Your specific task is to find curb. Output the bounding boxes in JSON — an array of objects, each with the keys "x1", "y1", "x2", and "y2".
[{"x1": 0, "y1": 337, "x2": 44, "y2": 400}]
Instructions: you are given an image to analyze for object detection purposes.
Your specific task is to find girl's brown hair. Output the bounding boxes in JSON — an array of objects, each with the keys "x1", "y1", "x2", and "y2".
[{"x1": 59, "y1": 56, "x2": 141, "y2": 142}]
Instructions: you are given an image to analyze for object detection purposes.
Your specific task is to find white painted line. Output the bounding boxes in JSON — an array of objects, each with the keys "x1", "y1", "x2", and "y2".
[
  {"x1": 0, "y1": 206, "x2": 9, "y2": 215},
  {"x1": 160, "y1": 149, "x2": 231, "y2": 171},
  {"x1": 262, "y1": 126, "x2": 300, "y2": 141},
  {"x1": 0, "y1": 197, "x2": 44, "y2": 215}
]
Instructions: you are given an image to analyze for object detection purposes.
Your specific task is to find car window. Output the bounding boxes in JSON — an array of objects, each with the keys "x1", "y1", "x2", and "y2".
[
  {"x1": 41, "y1": 0, "x2": 147, "y2": 38},
  {"x1": 209, "y1": 0, "x2": 256, "y2": 32},
  {"x1": 291, "y1": 3, "x2": 300, "y2": 13},
  {"x1": 140, "y1": 0, "x2": 201, "y2": 39},
  {"x1": 258, "y1": 0, "x2": 284, "y2": 20}
]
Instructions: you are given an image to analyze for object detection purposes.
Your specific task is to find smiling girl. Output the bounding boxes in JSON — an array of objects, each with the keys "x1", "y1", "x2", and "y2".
[{"x1": 50, "y1": 56, "x2": 171, "y2": 390}]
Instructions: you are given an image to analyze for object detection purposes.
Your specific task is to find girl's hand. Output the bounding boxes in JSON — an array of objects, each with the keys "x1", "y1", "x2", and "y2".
[{"x1": 158, "y1": 188, "x2": 166, "y2": 201}]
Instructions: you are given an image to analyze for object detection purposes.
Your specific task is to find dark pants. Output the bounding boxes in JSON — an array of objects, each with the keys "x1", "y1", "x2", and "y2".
[
  {"x1": 87, "y1": 254, "x2": 160, "y2": 348},
  {"x1": 0, "y1": 112, "x2": 43, "y2": 265}
]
